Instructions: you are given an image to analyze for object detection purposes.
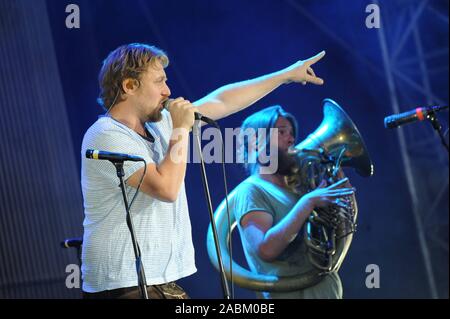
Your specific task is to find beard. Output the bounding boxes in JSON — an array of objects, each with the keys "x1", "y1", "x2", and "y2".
[
  {"x1": 275, "y1": 147, "x2": 297, "y2": 176},
  {"x1": 146, "y1": 108, "x2": 163, "y2": 122}
]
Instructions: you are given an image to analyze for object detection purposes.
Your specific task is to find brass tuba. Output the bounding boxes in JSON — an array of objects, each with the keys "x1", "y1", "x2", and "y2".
[{"x1": 206, "y1": 99, "x2": 373, "y2": 292}]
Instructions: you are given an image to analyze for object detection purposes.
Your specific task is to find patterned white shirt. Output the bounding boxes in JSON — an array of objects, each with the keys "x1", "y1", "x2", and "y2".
[{"x1": 80, "y1": 110, "x2": 196, "y2": 292}]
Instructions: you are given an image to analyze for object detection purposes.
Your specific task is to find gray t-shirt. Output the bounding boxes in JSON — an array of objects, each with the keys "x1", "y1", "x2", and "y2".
[
  {"x1": 80, "y1": 110, "x2": 196, "y2": 292},
  {"x1": 231, "y1": 175, "x2": 342, "y2": 299}
]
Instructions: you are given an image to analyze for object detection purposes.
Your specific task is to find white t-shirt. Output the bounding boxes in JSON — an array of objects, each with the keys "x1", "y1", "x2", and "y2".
[
  {"x1": 229, "y1": 175, "x2": 342, "y2": 299},
  {"x1": 80, "y1": 110, "x2": 196, "y2": 292}
]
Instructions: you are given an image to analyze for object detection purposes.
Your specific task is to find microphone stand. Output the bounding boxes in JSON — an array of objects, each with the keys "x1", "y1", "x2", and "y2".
[
  {"x1": 427, "y1": 111, "x2": 449, "y2": 153},
  {"x1": 113, "y1": 161, "x2": 149, "y2": 299},
  {"x1": 192, "y1": 122, "x2": 231, "y2": 299}
]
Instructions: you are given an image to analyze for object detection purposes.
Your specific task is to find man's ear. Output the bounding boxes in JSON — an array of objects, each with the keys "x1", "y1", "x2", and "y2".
[{"x1": 122, "y1": 78, "x2": 140, "y2": 96}]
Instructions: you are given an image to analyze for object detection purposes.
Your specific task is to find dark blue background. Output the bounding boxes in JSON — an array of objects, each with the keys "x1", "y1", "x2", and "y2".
[
  {"x1": 0, "y1": 0, "x2": 447, "y2": 298},
  {"x1": 47, "y1": 0, "x2": 449, "y2": 299}
]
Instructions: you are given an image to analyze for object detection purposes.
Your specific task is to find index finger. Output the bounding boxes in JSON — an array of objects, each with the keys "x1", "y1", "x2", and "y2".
[{"x1": 305, "y1": 50, "x2": 326, "y2": 66}]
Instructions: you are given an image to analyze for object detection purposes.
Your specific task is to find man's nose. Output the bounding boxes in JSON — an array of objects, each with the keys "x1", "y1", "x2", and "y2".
[
  {"x1": 162, "y1": 84, "x2": 171, "y2": 97},
  {"x1": 287, "y1": 135, "x2": 295, "y2": 146}
]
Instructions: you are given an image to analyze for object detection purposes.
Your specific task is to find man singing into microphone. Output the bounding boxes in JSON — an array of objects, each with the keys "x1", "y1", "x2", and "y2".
[{"x1": 81, "y1": 43, "x2": 325, "y2": 299}]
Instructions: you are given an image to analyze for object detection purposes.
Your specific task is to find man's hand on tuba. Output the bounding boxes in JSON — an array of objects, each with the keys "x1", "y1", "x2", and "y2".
[{"x1": 301, "y1": 177, "x2": 355, "y2": 209}]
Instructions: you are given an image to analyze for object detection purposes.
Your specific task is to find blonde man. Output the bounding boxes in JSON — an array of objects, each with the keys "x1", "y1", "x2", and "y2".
[{"x1": 81, "y1": 43, "x2": 326, "y2": 299}]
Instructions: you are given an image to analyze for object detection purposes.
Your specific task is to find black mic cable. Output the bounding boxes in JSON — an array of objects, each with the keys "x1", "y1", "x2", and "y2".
[{"x1": 85, "y1": 149, "x2": 147, "y2": 210}]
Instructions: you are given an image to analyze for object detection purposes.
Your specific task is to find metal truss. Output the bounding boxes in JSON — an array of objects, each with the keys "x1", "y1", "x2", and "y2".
[
  {"x1": 285, "y1": 0, "x2": 448, "y2": 298},
  {"x1": 375, "y1": 0, "x2": 448, "y2": 299}
]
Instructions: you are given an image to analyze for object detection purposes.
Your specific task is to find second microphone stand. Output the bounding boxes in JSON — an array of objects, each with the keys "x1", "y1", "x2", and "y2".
[
  {"x1": 427, "y1": 111, "x2": 449, "y2": 153},
  {"x1": 192, "y1": 122, "x2": 231, "y2": 299}
]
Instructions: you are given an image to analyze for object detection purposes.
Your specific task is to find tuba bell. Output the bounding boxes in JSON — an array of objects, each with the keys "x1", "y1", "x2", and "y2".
[{"x1": 207, "y1": 98, "x2": 374, "y2": 292}]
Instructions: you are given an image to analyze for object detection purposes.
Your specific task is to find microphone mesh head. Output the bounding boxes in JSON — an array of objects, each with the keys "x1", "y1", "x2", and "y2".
[{"x1": 163, "y1": 98, "x2": 174, "y2": 111}]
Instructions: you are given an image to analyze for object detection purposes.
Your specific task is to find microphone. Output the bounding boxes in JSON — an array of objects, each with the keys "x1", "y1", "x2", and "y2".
[
  {"x1": 86, "y1": 149, "x2": 144, "y2": 162},
  {"x1": 163, "y1": 99, "x2": 217, "y2": 126},
  {"x1": 61, "y1": 237, "x2": 83, "y2": 249},
  {"x1": 384, "y1": 105, "x2": 448, "y2": 129}
]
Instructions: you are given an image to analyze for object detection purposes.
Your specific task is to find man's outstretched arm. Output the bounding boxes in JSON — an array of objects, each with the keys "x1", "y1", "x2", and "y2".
[{"x1": 194, "y1": 51, "x2": 326, "y2": 121}]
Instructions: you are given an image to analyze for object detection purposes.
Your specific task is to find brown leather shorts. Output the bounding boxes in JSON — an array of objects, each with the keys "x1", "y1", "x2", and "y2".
[{"x1": 83, "y1": 282, "x2": 190, "y2": 299}]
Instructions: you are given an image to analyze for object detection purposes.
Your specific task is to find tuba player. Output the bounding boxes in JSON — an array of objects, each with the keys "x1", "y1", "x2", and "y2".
[{"x1": 223, "y1": 105, "x2": 355, "y2": 299}]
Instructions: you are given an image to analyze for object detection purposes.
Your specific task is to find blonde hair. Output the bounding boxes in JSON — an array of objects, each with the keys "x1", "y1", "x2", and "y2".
[{"x1": 97, "y1": 43, "x2": 169, "y2": 110}]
